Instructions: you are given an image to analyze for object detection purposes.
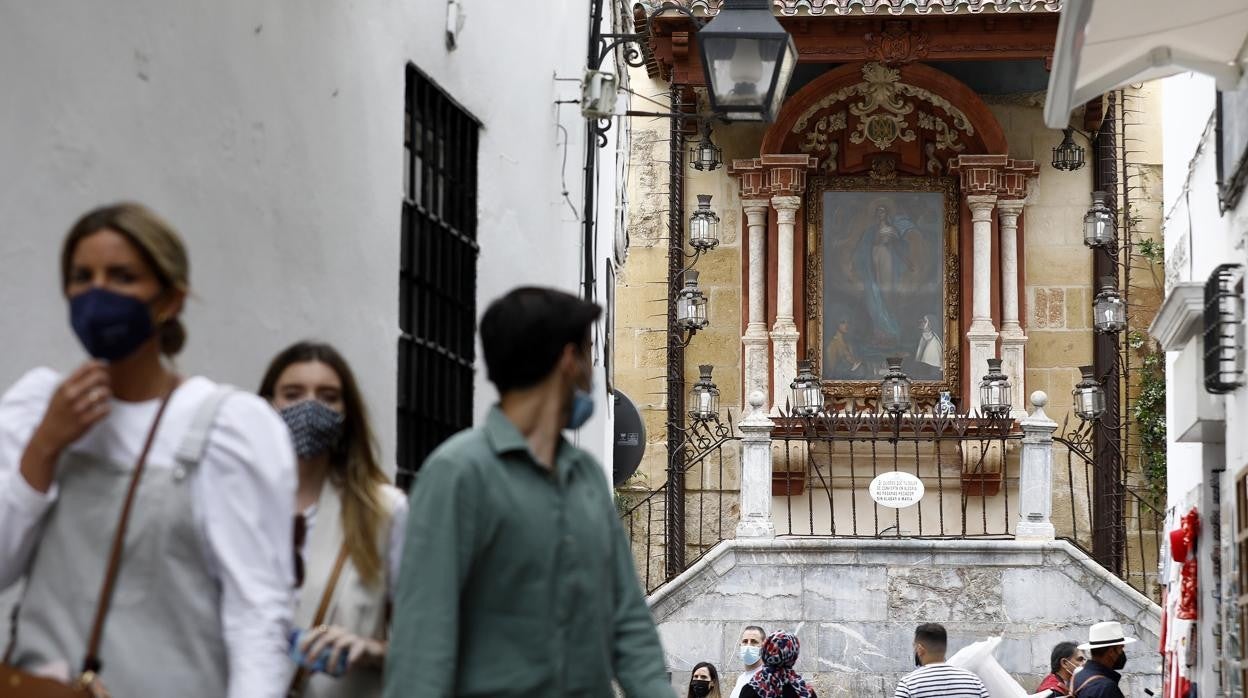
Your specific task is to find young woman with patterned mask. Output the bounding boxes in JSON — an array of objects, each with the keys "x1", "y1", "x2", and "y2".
[{"x1": 260, "y1": 341, "x2": 407, "y2": 698}]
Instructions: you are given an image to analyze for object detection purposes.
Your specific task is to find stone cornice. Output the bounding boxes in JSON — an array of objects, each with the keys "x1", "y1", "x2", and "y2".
[{"x1": 1148, "y1": 282, "x2": 1204, "y2": 351}]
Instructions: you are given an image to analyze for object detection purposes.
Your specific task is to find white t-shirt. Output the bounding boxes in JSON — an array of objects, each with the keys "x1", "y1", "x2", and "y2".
[
  {"x1": 0, "y1": 368, "x2": 297, "y2": 698},
  {"x1": 730, "y1": 665, "x2": 763, "y2": 698}
]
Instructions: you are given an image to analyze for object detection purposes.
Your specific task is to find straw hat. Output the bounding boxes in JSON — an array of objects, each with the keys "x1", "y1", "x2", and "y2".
[{"x1": 1077, "y1": 621, "x2": 1138, "y2": 651}]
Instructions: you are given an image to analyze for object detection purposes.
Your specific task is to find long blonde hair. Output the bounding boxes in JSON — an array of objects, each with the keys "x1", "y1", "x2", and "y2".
[
  {"x1": 60, "y1": 202, "x2": 190, "y2": 355},
  {"x1": 260, "y1": 342, "x2": 390, "y2": 587}
]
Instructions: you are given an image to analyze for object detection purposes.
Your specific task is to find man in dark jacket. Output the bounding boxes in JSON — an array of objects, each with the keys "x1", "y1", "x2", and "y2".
[{"x1": 1071, "y1": 621, "x2": 1137, "y2": 697}]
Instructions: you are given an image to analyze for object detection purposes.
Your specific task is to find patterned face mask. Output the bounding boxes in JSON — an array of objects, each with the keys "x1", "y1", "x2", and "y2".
[{"x1": 279, "y1": 400, "x2": 345, "y2": 459}]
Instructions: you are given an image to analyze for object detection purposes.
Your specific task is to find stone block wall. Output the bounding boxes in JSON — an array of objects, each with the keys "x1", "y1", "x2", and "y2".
[{"x1": 650, "y1": 538, "x2": 1161, "y2": 696}]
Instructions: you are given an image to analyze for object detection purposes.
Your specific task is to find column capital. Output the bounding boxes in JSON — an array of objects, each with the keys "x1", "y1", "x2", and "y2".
[
  {"x1": 761, "y1": 154, "x2": 818, "y2": 197},
  {"x1": 730, "y1": 158, "x2": 769, "y2": 199},
  {"x1": 771, "y1": 194, "x2": 802, "y2": 212},
  {"x1": 997, "y1": 198, "x2": 1026, "y2": 217},
  {"x1": 966, "y1": 194, "x2": 997, "y2": 220},
  {"x1": 999, "y1": 159, "x2": 1039, "y2": 200},
  {"x1": 741, "y1": 198, "x2": 771, "y2": 213},
  {"x1": 950, "y1": 154, "x2": 1008, "y2": 195}
]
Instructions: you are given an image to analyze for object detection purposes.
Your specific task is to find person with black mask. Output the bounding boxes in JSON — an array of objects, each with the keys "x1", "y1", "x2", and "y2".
[
  {"x1": 688, "y1": 662, "x2": 722, "y2": 698},
  {"x1": 1070, "y1": 622, "x2": 1135, "y2": 697}
]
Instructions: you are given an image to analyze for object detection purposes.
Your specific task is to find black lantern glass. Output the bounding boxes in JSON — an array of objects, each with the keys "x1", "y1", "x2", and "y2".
[
  {"x1": 690, "y1": 121, "x2": 724, "y2": 172},
  {"x1": 697, "y1": 0, "x2": 797, "y2": 123},
  {"x1": 676, "y1": 270, "x2": 709, "y2": 331},
  {"x1": 1073, "y1": 365, "x2": 1105, "y2": 420},
  {"x1": 1083, "y1": 191, "x2": 1116, "y2": 249},
  {"x1": 1051, "y1": 128, "x2": 1086, "y2": 172},
  {"x1": 688, "y1": 364, "x2": 721, "y2": 421},
  {"x1": 1093, "y1": 276, "x2": 1127, "y2": 334},
  {"x1": 790, "y1": 360, "x2": 824, "y2": 416},
  {"x1": 880, "y1": 356, "x2": 911, "y2": 414},
  {"x1": 979, "y1": 357, "x2": 1011, "y2": 418},
  {"x1": 689, "y1": 194, "x2": 721, "y2": 251}
]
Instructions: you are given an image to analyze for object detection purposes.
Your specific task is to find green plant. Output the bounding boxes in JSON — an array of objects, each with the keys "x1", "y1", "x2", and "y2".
[
  {"x1": 1137, "y1": 237, "x2": 1164, "y2": 264},
  {"x1": 1133, "y1": 348, "x2": 1167, "y2": 499}
]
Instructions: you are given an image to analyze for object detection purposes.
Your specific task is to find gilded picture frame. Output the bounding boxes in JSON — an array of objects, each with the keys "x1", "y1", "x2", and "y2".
[{"x1": 804, "y1": 175, "x2": 961, "y2": 405}]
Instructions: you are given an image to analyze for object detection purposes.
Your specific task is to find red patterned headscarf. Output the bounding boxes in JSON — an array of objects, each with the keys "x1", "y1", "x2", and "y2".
[{"x1": 746, "y1": 631, "x2": 814, "y2": 698}]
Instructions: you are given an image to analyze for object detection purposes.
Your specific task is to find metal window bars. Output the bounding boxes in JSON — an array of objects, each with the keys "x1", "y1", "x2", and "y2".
[{"x1": 1204, "y1": 263, "x2": 1244, "y2": 395}]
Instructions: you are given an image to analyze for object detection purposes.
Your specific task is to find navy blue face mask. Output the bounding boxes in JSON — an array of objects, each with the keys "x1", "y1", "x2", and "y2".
[{"x1": 69, "y1": 288, "x2": 157, "y2": 361}]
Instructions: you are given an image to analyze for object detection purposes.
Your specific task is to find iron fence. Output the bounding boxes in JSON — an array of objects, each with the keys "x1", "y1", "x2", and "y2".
[{"x1": 771, "y1": 408, "x2": 1022, "y2": 539}]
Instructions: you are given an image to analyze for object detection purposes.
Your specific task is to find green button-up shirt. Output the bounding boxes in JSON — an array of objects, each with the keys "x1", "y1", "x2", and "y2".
[{"x1": 384, "y1": 407, "x2": 673, "y2": 698}]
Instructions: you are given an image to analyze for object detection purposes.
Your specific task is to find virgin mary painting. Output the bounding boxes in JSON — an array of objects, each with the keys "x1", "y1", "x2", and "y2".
[{"x1": 821, "y1": 189, "x2": 946, "y2": 381}]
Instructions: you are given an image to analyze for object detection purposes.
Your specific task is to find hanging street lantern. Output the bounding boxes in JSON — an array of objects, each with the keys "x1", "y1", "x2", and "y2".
[
  {"x1": 689, "y1": 194, "x2": 721, "y2": 251},
  {"x1": 690, "y1": 121, "x2": 724, "y2": 172},
  {"x1": 697, "y1": 0, "x2": 797, "y2": 123},
  {"x1": 1093, "y1": 276, "x2": 1127, "y2": 334},
  {"x1": 1083, "y1": 190, "x2": 1117, "y2": 249},
  {"x1": 1051, "y1": 127, "x2": 1086, "y2": 172},
  {"x1": 790, "y1": 360, "x2": 824, "y2": 416},
  {"x1": 880, "y1": 356, "x2": 912, "y2": 415},
  {"x1": 979, "y1": 357, "x2": 1012, "y2": 418},
  {"x1": 1073, "y1": 365, "x2": 1106, "y2": 421},
  {"x1": 688, "y1": 364, "x2": 721, "y2": 421},
  {"x1": 676, "y1": 270, "x2": 710, "y2": 331}
]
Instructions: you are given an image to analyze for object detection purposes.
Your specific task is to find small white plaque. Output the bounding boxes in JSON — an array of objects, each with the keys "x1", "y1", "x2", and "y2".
[{"x1": 868, "y1": 471, "x2": 925, "y2": 508}]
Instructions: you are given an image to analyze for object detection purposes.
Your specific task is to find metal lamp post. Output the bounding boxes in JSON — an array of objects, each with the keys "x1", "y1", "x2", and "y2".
[
  {"x1": 1073, "y1": 365, "x2": 1106, "y2": 420},
  {"x1": 689, "y1": 195, "x2": 721, "y2": 251},
  {"x1": 688, "y1": 364, "x2": 720, "y2": 421},
  {"x1": 790, "y1": 360, "x2": 824, "y2": 416},
  {"x1": 880, "y1": 356, "x2": 912, "y2": 415},
  {"x1": 697, "y1": 0, "x2": 797, "y2": 123},
  {"x1": 979, "y1": 357, "x2": 1012, "y2": 418},
  {"x1": 1083, "y1": 191, "x2": 1116, "y2": 249}
]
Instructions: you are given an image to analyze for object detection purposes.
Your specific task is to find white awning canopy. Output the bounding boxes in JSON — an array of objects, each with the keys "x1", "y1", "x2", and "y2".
[{"x1": 1044, "y1": 0, "x2": 1248, "y2": 128}]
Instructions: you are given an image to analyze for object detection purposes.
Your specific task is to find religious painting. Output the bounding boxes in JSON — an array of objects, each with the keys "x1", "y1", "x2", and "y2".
[{"x1": 806, "y1": 176, "x2": 959, "y2": 402}]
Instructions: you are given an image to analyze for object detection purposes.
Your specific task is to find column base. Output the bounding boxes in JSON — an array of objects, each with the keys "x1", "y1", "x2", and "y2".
[
  {"x1": 743, "y1": 329, "x2": 771, "y2": 413},
  {"x1": 1016, "y1": 521, "x2": 1056, "y2": 541},
  {"x1": 966, "y1": 328, "x2": 999, "y2": 412},
  {"x1": 1000, "y1": 330, "x2": 1027, "y2": 420},
  {"x1": 736, "y1": 519, "x2": 777, "y2": 539}
]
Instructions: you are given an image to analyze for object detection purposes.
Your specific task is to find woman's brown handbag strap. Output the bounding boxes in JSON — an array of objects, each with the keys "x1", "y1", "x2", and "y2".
[
  {"x1": 286, "y1": 543, "x2": 350, "y2": 698},
  {"x1": 80, "y1": 384, "x2": 177, "y2": 676}
]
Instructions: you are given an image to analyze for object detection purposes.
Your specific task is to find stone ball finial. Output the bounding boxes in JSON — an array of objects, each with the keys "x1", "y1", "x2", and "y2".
[
  {"x1": 1030, "y1": 391, "x2": 1048, "y2": 409},
  {"x1": 748, "y1": 390, "x2": 766, "y2": 410}
]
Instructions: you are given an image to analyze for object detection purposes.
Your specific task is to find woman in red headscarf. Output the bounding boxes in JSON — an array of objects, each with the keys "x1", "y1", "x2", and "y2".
[{"x1": 739, "y1": 631, "x2": 818, "y2": 698}]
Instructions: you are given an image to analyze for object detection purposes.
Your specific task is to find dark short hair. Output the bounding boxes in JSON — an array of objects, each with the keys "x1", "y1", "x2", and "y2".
[
  {"x1": 480, "y1": 287, "x2": 602, "y2": 394},
  {"x1": 743, "y1": 625, "x2": 766, "y2": 641},
  {"x1": 914, "y1": 623, "x2": 947, "y2": 653},
  {"x1": 1050, "y1": 641, "x2": 1080, "y2": 674}
]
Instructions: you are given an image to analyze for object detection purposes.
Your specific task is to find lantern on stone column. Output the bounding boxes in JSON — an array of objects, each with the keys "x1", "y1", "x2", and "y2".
[
  {"x1": 1051, "y1": 128, "x2": 1086, "y2": 172},
  {"x1": 880, "y1": 356, "x2": 911, "y2": 415},
  {"x1": 689, "y1": 121, "x2": 723, "y2": 172},
  {"x1": 697, "y1": 0, "x2": 797, "y2": 123},
  {"x1": 689, "y1": 195, "x2": 721, "y2": 251},
  {"x1": 790, "y1": 360, "x2": 824, "y2": 416},
  {"x1": 1083, "y1": 190, "x2": 1117, "y2": 249},
  {"x1": 1073, "y1": 365, "x2": 1106, "y2": 421},
  {"x1": 1093, "y1": 277, "x2": 1127, "y2": 334},
  {"x1": 688, "y1": 365, "x2": 721, "y2": 421},
  {"x1": 675, "y1": 270, "x2": 710, "y2": 331},
  {"x1": 979, "y1": 357, "x2": 1012, "y2": 418}
]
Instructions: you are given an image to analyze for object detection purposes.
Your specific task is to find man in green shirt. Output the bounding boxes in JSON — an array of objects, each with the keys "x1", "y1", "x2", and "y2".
[{"x1": 384, "y1": 287, "x2": 675, "y2": 698}]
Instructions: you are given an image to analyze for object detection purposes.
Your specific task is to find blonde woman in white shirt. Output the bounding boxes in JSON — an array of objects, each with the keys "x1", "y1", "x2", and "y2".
[
  {"x1": 0, "y1": 202, "x2": 296, "y2": 697},
  {"x1": 259, "y1": 341, "x2": 407, "y2": 698}
]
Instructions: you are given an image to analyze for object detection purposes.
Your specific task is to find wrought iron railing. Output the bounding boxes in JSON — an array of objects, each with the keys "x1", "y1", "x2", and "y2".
[
  {"x1": 618, "y1": 414, "x2": 738, "y2": 594},
  {"x1": 771, "y1": 408, "x2": 1022, "y2": 538}
]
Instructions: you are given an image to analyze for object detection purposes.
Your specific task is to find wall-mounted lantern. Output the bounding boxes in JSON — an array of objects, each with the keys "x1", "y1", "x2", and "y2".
[
  {"x1": 1052, "y1": 127, "x2": 1086, "y2": 172},
  {"x1": 1073, "y1": 365, "x2": 1106, "y2": 421},
  {"x1": 790, "y1": 360, "x2": 824, "y2": 417},
  {"x1": 979, "y1": 357, "x2": 1012, "y2": 418},
  {"x1": 689, "y1": 195, "x2": 721, "y2": 251},
  {"x1": 690, "y1": 121, "x2": 724, "y2": 172},
  {"x1": 1083, "y1": 190, "x2": 1117, "y2": 249},
  {"x1": 1093, "y1": 277, "x2": 1127, "y2": 334},
  {"x1": 675, "y1": 270, "x2": 710, "y2": 332},
  {"x1": 688, "y1": 364, "x2": 721, "y2": 421},
  {"x1": 880, "y1": 356, "x2": 912, "y2": 415},
  {"x1": 698, "y1": 0, "x2": 797, "y2": 123}
]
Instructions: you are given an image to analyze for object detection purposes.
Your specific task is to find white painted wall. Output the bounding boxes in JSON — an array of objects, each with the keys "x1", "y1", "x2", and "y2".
[{"x1": 0, "y1": 0, "x2": 625, "y2": 474}]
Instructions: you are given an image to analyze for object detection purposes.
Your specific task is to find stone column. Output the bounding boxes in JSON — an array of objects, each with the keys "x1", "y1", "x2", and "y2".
[
  {"x1": 997, "y1": 198, "x2": 1027, "y2": 416},
  {"x1": 967, "y1": 194, "x2": 999, "y2": 411},
  {"x1": 1017, "y1": 391, "x2": 1057, "y2": 540},
  {"x1": 770, "y1": 195, "x2": 801, "y2": 411},
  {"x1": 736, "y1": 390, "x2": 776, "y2": 539},
  {"x1": 743, "y1": 199, "x2": 771, "y2": 406}
]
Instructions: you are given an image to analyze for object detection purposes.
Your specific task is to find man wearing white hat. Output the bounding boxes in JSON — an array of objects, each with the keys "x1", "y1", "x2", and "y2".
[{"x1": 1069, "y1": 621, "x2": 1137, "y2": 697}]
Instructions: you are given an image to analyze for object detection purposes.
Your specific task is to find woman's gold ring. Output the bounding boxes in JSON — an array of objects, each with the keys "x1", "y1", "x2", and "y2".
[{"x1": 89, "y1": 388, "x2": 105, "y2": 404}]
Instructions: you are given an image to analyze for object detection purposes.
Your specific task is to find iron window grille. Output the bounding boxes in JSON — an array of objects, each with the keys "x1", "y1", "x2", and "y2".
[
  {"x1": 398, "y1": 64, "x2": 480, "y2": 490},
  {"x1": 1204, "y1": 263, "x2": 1245, "y2": 395}
]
